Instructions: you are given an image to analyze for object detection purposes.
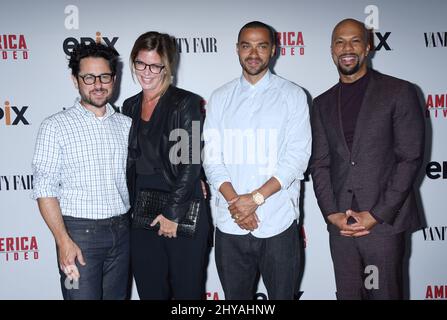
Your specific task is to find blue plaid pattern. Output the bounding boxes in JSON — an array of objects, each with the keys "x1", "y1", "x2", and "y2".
[{"x1": 32, "y1": 100, "x2": 131, "y2": 219}]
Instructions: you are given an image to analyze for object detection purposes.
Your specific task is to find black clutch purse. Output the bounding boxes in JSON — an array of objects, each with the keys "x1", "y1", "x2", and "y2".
[{"x1": 132, "y1": 188, "x2": 201, "y2": 238}]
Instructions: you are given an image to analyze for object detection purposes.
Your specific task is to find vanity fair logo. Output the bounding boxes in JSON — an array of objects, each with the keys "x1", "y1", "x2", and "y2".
[
  {"x1": 421, "y1": 226, "x2": 447, "y2": 241},
  {"x1": 0, "y1": 174, "x2": 33, "y2": 191},
  {"x1": 175, "y1": 36, "x2": 218, "y2": 53},
  {"x1": 424, "y1": 32, "x2": 447, "y2": 48}
]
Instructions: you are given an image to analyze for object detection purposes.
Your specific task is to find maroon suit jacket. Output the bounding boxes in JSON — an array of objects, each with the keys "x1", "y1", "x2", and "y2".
[{"x1": 310, "y1": 69, "x2": 425, "y2": 234}]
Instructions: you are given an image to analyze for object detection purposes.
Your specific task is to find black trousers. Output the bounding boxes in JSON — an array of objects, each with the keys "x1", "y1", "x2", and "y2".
[
  {"x1": 131, "y1": 203, "x2": 210, "y2": 300},
  {"x1": 215, "y1": 221, "x2": 301, "y2": 300},
  {"x1": 329, "y1": 231, "x2": 405, "y2": 300}
]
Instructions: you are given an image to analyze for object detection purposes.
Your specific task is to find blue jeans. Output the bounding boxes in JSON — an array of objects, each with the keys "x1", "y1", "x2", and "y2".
[{"x1": 59, "y1": 214, "x2": 130, "y2": 300}]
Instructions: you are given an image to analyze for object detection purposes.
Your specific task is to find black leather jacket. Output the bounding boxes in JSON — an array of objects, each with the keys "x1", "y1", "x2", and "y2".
[{"x1": 122, "y1": 85, "x2": 204, "y2": 222}]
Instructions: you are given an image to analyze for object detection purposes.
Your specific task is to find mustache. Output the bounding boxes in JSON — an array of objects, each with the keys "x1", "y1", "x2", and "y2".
[
  {"x1": 245, "y1": 58, "x2": 262, "y2": 63},
  {"x1": 90, "y1": 89, "x2": 107, "y2": 93}
]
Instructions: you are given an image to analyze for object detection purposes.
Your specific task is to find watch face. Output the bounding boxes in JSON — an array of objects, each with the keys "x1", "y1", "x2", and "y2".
[{"x1": 253, "y1": 193, "x2": 264, "y2": 205}]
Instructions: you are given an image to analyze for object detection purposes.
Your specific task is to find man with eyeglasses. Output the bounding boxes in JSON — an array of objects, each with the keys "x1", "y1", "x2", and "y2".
[{"x1": 32, "y1": 43, "x2": 132, "y2": 300}]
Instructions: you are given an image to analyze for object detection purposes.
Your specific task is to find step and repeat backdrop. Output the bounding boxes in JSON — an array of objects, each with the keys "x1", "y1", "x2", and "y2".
[{"x1": 0, "y1": 0, "x2": 446, "y2": 299}]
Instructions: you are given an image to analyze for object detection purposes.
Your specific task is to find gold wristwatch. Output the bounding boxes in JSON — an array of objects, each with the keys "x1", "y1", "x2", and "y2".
[{"x1": 252, "y1": 191, "x2": 265, "y2": 206}]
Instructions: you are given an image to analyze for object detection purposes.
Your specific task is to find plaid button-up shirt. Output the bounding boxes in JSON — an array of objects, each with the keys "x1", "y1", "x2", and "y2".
[{"x1": 32, "y1": 100, "x2": 131, "y2": 219}]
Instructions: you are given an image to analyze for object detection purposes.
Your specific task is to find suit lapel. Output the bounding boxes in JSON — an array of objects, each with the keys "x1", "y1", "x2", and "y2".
[
  {"x1": 321, "y1": 84, "x2": 351, "y2": 161},
  {"x1": 335, "y1": 83, "x2": 352, "y2": 160},
  {"x1": 350, "y1": 70, "x2": 378, "y2": 158}
]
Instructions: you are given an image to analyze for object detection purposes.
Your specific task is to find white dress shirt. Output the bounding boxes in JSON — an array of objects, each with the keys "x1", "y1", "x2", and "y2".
[{"x1": 203, "y1": 71, "x2": 311, "y2": 238}]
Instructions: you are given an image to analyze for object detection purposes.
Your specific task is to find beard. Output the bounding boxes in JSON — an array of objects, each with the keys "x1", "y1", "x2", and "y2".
[
  {"x1": 240, "y1": 57, "x2": 269, "y2": 76},
  {"x1": 80, "y1": 88, "x2": 110, "y2": 108},
  {"x1": 336, "y1": 53, "x2": 365, "y2": 76},
  {"x1": 337, "y1": 61, "x2": 361, "y2": 76}
]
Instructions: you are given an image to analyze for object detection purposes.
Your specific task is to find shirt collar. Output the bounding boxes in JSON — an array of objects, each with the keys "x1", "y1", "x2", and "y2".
[
  {"x1": 74, "y1": 98, "x2": 115, "y2": 120},
  {"x1": 240, "y1": 69, "x2": 272, "y2": 91}
]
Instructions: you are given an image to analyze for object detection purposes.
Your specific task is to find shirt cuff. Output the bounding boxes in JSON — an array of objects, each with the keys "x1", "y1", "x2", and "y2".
[
  {"x1": 215, "y1": 179, "x2": 231, "y2": 194},
  {"x1": 31, "y1": 191, "x2": 60, "y2": 200},
  {"x1": 272, "y1": 175, "x2": 284, "y2": 189}
]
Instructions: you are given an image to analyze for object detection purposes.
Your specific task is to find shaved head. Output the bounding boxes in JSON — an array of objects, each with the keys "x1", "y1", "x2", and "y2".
[{"x1": 331, "y1": 18, "x2": 370, "y2": 45}]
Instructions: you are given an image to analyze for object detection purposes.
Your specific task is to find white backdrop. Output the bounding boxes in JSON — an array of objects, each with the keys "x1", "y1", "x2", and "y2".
[{"x1": 1, "y1": 0, "x2": 446, "y2": 300}]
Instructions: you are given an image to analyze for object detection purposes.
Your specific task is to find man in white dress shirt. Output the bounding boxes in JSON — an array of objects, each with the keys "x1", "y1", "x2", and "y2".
[{"x1": 203, "y1": 21, "x2": 311, "y2": 300}]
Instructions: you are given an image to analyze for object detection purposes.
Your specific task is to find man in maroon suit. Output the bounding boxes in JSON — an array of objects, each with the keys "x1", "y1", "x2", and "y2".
[{"x1": 310, "y1": 18, "x2": 425, "y2": 299}]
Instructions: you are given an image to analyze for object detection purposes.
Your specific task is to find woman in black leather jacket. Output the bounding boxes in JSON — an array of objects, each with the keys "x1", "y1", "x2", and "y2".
[{"x1": 123, "y1": 31, "x2": 209, "y2": 300}]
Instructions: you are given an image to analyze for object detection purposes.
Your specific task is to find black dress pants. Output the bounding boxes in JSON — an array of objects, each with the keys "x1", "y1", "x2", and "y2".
[{"x1": 131, "y1": 202, "x2": 210, "y2": 300}]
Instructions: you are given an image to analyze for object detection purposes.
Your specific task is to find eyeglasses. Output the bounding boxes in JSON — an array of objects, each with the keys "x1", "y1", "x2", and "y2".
[
  {"x1": 78, "y1": 73, "x2": 114, "y2": 85},
  {"x1": 133, "y1": 60, "x2": 165, "y2": 74}
]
